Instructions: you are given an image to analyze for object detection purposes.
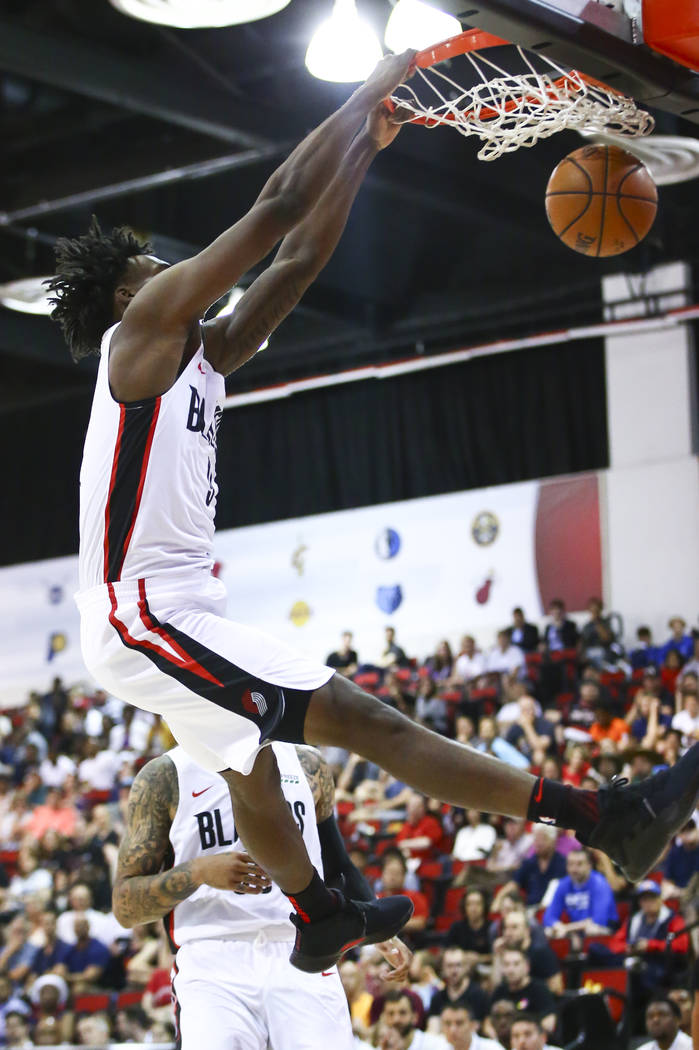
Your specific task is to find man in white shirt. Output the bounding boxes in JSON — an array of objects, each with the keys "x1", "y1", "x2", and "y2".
[
  {"x1": 441, "y1": 1003, "x2": 502, "y2": 1050},
  {"x1": 77, "y1": 739, "x2": 122, "y2": 793},
  {"x1": 55, "y1": 883, "x2": 129, "y2": 949},
  {"x1": 485, "y1": 632, "x2": 525, "y2": 678},
  {"x1": 454, "y1": 637, "x2": 486, "y2": 685},
  {"x1": 636, "y1": 995, "x2": 693, "y2": 1050}
]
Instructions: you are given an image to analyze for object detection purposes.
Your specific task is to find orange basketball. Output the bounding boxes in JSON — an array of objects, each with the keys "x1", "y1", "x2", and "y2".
[{"x1": 545, "y1": 144, "x2": 658, "y2": 258}]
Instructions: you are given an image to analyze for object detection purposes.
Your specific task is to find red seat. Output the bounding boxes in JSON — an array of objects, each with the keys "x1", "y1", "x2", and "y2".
[
  {"x1": 440, "y1": 690, "x2": 463, "y2": 704},
  {"x1": 74, "y1": 993, "x2": 111, "y2": 1013},
  {"x1": 116, "y1": 990, "x2": 144, "y2": 1008},
  {"x1": 354, "y1": 671, "x2": 380, "y2": 689},
  {"x1": 580, "y1": 968, "x2": 628, "y2": 1023},
  {"x1": 549, "y1": 936, "x2": 572, "y2": 960},
  {"x1": 395, "y1": 668, "x2": 413, "y2": 683}
]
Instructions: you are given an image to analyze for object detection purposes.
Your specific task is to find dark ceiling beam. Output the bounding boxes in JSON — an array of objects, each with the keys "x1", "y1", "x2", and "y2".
[{"x1": 0, "y1": 17, "x2": 291, "y2": 149}]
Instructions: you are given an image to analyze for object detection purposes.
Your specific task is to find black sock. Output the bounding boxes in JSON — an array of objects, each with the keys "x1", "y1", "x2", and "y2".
[
  {"x1": 286, "y1": 869, "x2": 340, "y2": 923},
  {"x1": 527, "y1": 778, "x2": 601, "y2": 842}
]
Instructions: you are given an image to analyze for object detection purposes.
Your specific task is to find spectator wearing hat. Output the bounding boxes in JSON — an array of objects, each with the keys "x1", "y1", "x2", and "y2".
[
  {"x1": 660, "y1": 620, "x2": 695, "y2": 664},
  {"x1": 29, "y1": 974, "x2": 73, "y2": 1044},
  {"x1": 543, "y1": 848, "x2": 617, "y2": 938},
  {"x1": 610, "y1": 880, "x2": 688, "y2": 991},
  {"x1": 637, "y1": 995, "x2": 692, "y2": 1050},
  {"x1": 662, "y1": 820, "x2": 699, "y2": 897}
]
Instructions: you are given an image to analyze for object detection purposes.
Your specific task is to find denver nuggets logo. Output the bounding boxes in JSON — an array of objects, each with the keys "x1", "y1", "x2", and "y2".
[
  {"x1": 241, "y1": 689, "x2": 268, "y2": 716},
  {"x1": 471, "y1": 511, "x2": 499, "y2": 546}
]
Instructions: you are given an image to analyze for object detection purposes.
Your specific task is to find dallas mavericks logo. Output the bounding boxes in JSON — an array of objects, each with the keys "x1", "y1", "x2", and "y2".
[
  {"x1": 375, "y1": 528, "x2": 401, "y2": 560},
  {"x1": 376, "y1": 585, "x2": 403, "y2": 614}
]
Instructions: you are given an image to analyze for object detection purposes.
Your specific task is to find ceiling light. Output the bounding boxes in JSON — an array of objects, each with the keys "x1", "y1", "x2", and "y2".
[
  {"x1": 108, "y1": 0, "x2": 291, "y2": 29},
  {"x1": 0, "y1": 277, "x2": 53, "y2": 316},
  {"x1": 215, "y1": 288, "x2": 268, "y2": 351},
  {"x1": 385, "y1": 0, "x2": 461, "y2": 52},
  {"x1": 305, "y1": 0, "x2": 384, "y2": 83}
]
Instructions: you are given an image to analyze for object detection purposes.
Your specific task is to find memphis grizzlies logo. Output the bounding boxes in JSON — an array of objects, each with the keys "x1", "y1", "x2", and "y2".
[
  {"x1": 376, "y1": 585, "x2": 403, "y2": 614},
  {"x1": 375, "y1": 528, "x2": 401, "y2": 560}
]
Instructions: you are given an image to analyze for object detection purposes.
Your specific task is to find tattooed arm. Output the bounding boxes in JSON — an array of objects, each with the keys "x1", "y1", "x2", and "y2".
[
  {"x1": 112, "y1": 755, "x2": 269, "y2": 927},
  {"x1": 295, "y1": 745, "x2": 335, "y2": 823}
]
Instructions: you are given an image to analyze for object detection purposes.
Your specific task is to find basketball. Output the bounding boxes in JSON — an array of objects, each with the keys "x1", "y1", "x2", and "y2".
[{"x1": 545, "y1": 144, "x2": 658, "y2": 257}]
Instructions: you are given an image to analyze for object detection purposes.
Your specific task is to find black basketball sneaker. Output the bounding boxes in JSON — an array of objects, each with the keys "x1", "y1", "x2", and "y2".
[
  {"x1": 289, "y1": 894, "x2": 413, "y2": 974},
  {"x1": 586, "y1": 742, "x2": 699, "y2": 882}
]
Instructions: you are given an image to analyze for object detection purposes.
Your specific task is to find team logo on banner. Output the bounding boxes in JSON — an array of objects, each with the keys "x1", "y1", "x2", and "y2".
[
  {"x1": 376, "y1": 585, "x2": 403, "y2": 614},
  {"x1": 289, "y1": 600, "x2": 311, "y2": 627},
  {"x1": 471, "y1": 511, "x2": 499, "y2": 546},
  {"x1": 47, "y1": 632, "x2": 67, "y2": 662},
  {"x1": 475, "y1": 576, "x2": 494, "y2": 605},
  {"x1": 48, "y1": 585, "x2": 64, "y2": 605},
  {"x1": 375, "y1": 528, "x2": 401, "y2": 560}
]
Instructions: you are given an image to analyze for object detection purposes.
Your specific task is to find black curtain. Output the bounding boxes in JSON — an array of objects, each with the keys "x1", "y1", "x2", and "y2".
[
  {"x1": 1, "y1": 338, "x2": 607, "y2": 565},
  {"x1": 218, "y1": 337, "x2": 607, "y2": 527}
]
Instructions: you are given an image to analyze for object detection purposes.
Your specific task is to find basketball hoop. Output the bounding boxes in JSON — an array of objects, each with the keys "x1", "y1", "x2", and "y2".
[{"x1": 389, "y1": 29, "x2": 654, "y2": 161}]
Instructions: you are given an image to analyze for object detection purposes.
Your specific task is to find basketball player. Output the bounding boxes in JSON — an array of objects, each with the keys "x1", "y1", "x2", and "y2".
[
  {"x1": 113, "y1": 743, "x2": 411, "y2": 1050},
  {"x1": 47, "y1": 48, "x2": 699, "y2": 974}
]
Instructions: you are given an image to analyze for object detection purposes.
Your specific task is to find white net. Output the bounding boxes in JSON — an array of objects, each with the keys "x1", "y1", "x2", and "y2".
[{"x1": 390, "y1": 44, "x2": 655, "y2": 161}]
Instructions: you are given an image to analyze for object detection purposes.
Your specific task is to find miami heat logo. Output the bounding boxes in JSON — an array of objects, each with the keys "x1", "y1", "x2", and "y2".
[{"x1": 241, "y1": 689, "x2": 268, "y2": 717}]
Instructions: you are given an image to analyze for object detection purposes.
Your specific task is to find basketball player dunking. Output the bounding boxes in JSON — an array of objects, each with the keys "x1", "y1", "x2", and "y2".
[
  {"x1": 114, "y1": 744, "x2": 410, "y2": 1050},
  {"x1": 48, "y1": 50, "x2": 699, "y2": 974}
]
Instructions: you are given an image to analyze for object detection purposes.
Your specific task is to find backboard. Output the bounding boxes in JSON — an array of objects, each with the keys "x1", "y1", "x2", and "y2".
[{"x1": 430, "y1": 0, "x2": 699, "y2": 124}]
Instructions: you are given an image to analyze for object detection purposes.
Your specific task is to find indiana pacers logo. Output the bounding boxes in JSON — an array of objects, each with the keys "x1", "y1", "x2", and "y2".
[{"x1": 241, "y1": 689, "x2": 268, "y2": 717}]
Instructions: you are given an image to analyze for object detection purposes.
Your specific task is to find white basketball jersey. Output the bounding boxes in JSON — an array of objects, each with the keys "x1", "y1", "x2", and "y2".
[
  {"x1": 77, "y1": 322, "x2": 225, "y2": 591},
  {"x1": 166, "y1": 743, "x2": 323, "y2": 946}
]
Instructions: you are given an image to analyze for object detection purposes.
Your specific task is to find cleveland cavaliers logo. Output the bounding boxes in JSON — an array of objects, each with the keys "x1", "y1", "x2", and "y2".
[{"x1": 241, "y1": 689, "x2": 268, "y2": 716}]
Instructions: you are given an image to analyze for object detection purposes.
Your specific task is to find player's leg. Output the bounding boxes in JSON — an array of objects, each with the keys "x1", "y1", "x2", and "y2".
[
  {"x1": 173, "y1": 940, "x2": 267, "y2": 1050},
  {"x1": 263, "y1": 941, "x2": 355, "y2": 1050},
  {"x1": 221, "y1": 746, "x2": 413, "y2": 971},
  {"x1": 303, "y1": 673, "x2": 699, "y2": 882}
]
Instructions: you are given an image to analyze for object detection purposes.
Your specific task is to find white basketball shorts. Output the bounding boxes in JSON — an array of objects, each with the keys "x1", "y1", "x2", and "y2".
[
  {"x1": 76, "y1": 571, "x2": 333, "y2": 774},
  {"x1": 172, "y1": 933, "x2": 354, "y2": 1050}
]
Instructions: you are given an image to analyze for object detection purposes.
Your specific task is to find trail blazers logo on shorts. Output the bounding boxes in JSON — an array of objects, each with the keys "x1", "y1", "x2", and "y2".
[{"x1": 241, "y1": 689, "x2": 268, "y2": 716}]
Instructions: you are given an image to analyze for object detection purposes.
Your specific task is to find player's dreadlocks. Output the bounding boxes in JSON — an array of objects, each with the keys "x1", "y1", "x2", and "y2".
[{"x1": 45, "y1": 216, "x2": 152, "y2": 362}]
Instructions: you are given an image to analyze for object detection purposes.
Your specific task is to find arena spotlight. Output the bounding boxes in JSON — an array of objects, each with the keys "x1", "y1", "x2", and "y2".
[
  {"x1": 108, "y1": 0, "x2": 291, "y2": 29},
  {"x1": 384, "y1": 0, "x2": 461, "y2": 52},
  {"x1": 0, "y1": 276, "x2": 53, "y2": 316},
  {"x1": 305, "y1": 0, "x2": 383, "y2": 83}
]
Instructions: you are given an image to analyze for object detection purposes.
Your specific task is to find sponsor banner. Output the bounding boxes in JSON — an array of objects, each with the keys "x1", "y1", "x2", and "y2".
[{"x1": 0, "y1": 474, "x2": 601, "y2": 705}]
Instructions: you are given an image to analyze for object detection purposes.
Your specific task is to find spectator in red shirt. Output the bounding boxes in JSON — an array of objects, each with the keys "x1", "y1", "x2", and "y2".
[
  {"x1": 396, "y1": 793, "x2": 443, "y2": 863},
  {"x1": 377, "y1": 848, "x2": 430, "y2": 936},
  {"x1": 609, "y1": 880, "x2": 688, "y2": 992}
]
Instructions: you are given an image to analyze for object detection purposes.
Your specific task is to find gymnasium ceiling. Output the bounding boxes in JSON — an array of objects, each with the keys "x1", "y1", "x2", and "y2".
[{"x1": 1, "y1": 0, "x2": 699, "y2": 412}]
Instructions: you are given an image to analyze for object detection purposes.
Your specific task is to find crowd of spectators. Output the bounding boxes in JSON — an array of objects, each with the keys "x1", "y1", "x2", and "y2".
[{"x1": 0, "y1": 598, "x2": 696, "y2": 1048}]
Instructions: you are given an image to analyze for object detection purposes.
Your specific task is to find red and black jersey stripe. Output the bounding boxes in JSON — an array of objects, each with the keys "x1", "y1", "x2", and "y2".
[
  {"x1": 103, "y1": 397, "x2": 160, "y2": 582},
  {"x1": 108, "y1": 580, "x2": 285, "y2": 739}
]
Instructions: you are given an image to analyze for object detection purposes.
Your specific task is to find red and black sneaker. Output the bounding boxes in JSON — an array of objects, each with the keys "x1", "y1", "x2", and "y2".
[
  {"x1": 289, "y1": 894, "x2": 413, "y2": 974},
  {"x1": 586, "y1": 742, "x2": 699, "y2": 882}
]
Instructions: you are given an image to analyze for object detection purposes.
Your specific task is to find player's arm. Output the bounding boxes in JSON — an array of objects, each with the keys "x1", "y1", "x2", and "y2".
[
  {"x1": 200, "y1": 100, "x2": 408, "y2": 378},
  {"x1": 113, "y1": 756, "x2": 269, "y2": 926},
  {"x1": 110, "y1": 52, "x2": 414, "y2": 400}
]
